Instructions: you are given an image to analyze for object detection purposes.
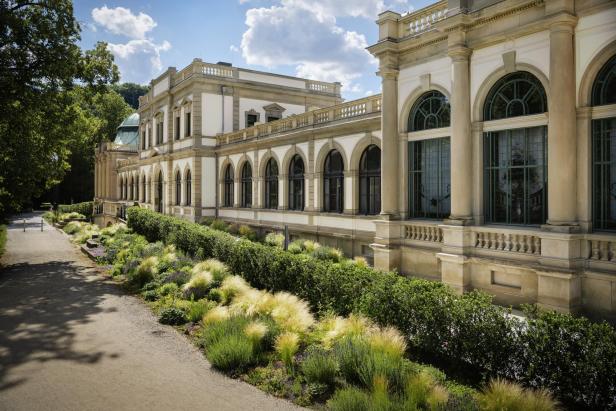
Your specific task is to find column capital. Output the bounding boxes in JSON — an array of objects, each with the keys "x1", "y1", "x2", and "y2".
[
  {"x1": 378, "y1": 68, "x2": 399, "y2": 80},
  {"x1": 548, "y1": 12, "x2": 577, "y2": 32},
  {"x1": 448, "y1": 46, "x2": 472, "y2": 61}
]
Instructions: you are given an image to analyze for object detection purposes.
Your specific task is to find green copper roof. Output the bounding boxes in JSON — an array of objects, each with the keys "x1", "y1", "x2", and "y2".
[{"x1": 113, "y1": 113, "x2": 139, "y2": 147}]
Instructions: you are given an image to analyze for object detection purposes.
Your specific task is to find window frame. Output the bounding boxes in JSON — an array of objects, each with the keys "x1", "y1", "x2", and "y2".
[
  {"x1": 223, "y1": 165, "x2": 234, "y2": 207},
  {"x1": 359, "y1": 145, "x2": 381, "y2": 215},
  {"x1": 241, "y1": 163, "x2": 252, "y2": 208},
  {"x1": 323, "y1": 150, "x2": 344, "y2": 213},
  {"x1": 288, "y1": 155, "x2": 305, "y2": 211},
  {"x1": 264, "y1": 158, "x2": 278, "y2": 209}
]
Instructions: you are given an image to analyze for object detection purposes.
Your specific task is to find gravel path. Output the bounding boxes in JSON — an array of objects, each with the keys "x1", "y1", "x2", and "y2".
[{"x1": 0, "y1": 212, "x2": 302, "y2": 411}]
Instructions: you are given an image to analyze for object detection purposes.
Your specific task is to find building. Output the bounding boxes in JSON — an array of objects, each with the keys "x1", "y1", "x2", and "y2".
[{"x1": 95, "y1": 0, "x2": 616, "y2": 318}]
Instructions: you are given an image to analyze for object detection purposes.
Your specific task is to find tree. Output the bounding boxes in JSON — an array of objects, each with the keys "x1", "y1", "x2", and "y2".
[
  {"x1": 112, "y1": 83, "x2": 149, "y2": 109},
  {"x1": 0, "y1": 0, "x2": 119, "y2": 215}
]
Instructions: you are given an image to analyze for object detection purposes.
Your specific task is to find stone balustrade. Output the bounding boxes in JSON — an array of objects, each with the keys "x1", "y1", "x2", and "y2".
[
  {"x1": 472, "y1": 228, "x2": 541, "y2": 255},
  {"x1": 218, "y1": 94, "x2": 382, "y2": 145},
  {"x1": 587, "y1": 237, "x2": 616, "y2": 262},
  {"x1": 403, "y1": 223, "x2": 443, "y2": 243},
  {"x1": 400, "y1": 0, "x2": 448, "y2": 37}
]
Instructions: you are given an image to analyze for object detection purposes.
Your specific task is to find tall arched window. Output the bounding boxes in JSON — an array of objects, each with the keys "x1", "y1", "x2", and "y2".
[
  {"x1": 359, "y1": 145, "x2": 381, "y2": 215},
  {"x1": 408, "y1": 91, "x2": 451, "y2": 219},
  {"x1": 408, "y1": 90, "x2": 450, "y2": 131},
  {"x1": 591, "y1": 54, "x2": 616, "y2": 231},
  {"x1": 175, "y1": 170, "x2": 182, "y2": 205},
  {"x1": 185, "y1": 169, "x2": 192, "y2": 206},
  {"x1": 264, "y1": 159, "x2": 278, "y2": 209},
  {"x1": 135, "y1": 175, "x2": 140, "y2": 201},
  {"x1": 483, "y1": 71, "x2": 548, "y2": 225},
  {"x1": 323, "y1": 150, "x2": 344, "y2": 213},
  {"x1": 224, "y1": 164, "x2": 234, "y2": 207},
  {"x1": 141, "y1": 176, "x2": 146, "y2": 202},
  {"x1": 156, "y1": 171, "x2": 163, "y2": 213},
  {"x1": 241, "y1": 163, "x2": 252, "y2": 208},
  {"x1": 288, "y1": 155, "x2": 304, "y2": 211}
]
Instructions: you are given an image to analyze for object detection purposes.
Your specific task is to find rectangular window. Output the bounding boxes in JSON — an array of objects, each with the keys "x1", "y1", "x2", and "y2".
[
  {"x1": 484, "y1": 126, "x2": 547, "y2": 225},
  {"x1": 148, "y1": 127, "x2": 152, "y2": 147},
  {"x1": 185, "y1": 112, "x2": 191, "y2": 137},
  {"x1": 156, "y1": 121, "x2": 163, "y2": 145},
  {"x1": 266, "y1": 115, "x2": 280, "y2": 123},
  {"x1": 175, "y1": 116, "x2": 180, "y2": 140},
  {"x1": 408, "y1": 137, "x2": 451, "y2": 219},
  {"x1": 592, "y1": 117, "x2": 616, "y2": 231},
  {"x1": 141, "y1": 131, "x2": 146, "y2": 150},
  {"x1": 246, "y1": 114, "x2": 258, "y2": 127}
]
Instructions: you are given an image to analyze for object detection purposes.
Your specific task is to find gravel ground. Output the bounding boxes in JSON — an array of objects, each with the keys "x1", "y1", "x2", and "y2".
[{"x1": 0, "y1": 212, "x2": 302, "y2": 411}]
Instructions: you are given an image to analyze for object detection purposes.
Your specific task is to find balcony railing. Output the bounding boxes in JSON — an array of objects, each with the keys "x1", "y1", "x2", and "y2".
[
  {"x1": 139, "y1": 61, "x2": 341, "y2": 108},
  {"x1": 400, "y1": 0, "x2": 448, "y2": 37},
  {"x1": 471, "y1": 227, "x2": 541, "y2": 255},
  {"x1": 218, "y1": 94, "x2": 382, "y2": 145}
]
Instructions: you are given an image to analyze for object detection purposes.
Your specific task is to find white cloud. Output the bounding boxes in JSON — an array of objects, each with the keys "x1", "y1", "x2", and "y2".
[
  {"x1": 107, "y1": 40, "x2": 171, "y2": 83},
  {"x1": 230, "y1": 45, "x2": 240, "y2": 52},
  {"x1": 92, "y1": 6, "x2": 156, "y2": 39},
  {"x1": 283, "y1": 0, "x2": 411, "y2": 19},
  {"x1": 240, "y1": 2, "x2": 378, "y2": 93}
]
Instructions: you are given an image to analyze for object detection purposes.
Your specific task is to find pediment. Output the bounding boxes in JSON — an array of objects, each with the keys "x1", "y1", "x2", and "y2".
[{"x1": 263, "y1": 103, "x2": 286, "y2": 113}]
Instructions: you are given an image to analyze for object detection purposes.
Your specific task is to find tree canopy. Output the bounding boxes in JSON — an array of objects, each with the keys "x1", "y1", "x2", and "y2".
[
  {"x1": 0, "y1": 0, "x2": 123, "y2": 215},
  {"x1": 112, "y1": 83, "x2": 149, "y2": 109}
]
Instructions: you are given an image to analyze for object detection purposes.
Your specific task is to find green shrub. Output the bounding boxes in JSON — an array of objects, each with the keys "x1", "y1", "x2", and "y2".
[
  {"x1": 200, "y1": 216, "x2": 215, "y2": 226},
  {"x1": 301, "y1": 348, "x2": 338, "y2": 386},
  {"x1": 126, "y1": 207, "x2": 616, "y2": 409},
  {"x1": 159, "y1": 307, "x2": 187, "y2": 325},
  {"x1": 327, "y1": 387, "x2": 370, "y2": 411},
  {"x1": 311, "y1": 246, "x2": 343, "y2": 263},
  {"x1": 0, "y1": 224, "x2": 6, "y2": 258},
  {"x1": 158, "y1": 282, "x2": 179, "y2": 296},
  {"x1": 142, "y1": 290, "x2": 159, "y2": 301},
  {"x1": 238, "y1": 225, "x2": 256, "y2": 241},
  {"x1": 210, "y1": 219, "x2": 228, "y2": 232},
  {"x1": 58, "y1": 201, "x2": 93, "y2": 218},
  {"x1": 227, "y1": 223, "x2": 240, "y2": 235},
  {"x1": 207, "y1": 334, "x2": 255, "y2": 372},
  {"x1": 264, "y1": 232, "x2": 284, "y2": 247}
]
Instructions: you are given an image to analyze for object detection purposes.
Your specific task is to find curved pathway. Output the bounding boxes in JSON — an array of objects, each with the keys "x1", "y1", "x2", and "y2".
[{"x1": 0, "y1": 213, "x2": 301, "y2": 411}]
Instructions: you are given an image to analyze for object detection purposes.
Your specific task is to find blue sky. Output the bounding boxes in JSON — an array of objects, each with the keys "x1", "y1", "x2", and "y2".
[{"x1": 74, "y1": 0, "x2": 433, "y2": 100}]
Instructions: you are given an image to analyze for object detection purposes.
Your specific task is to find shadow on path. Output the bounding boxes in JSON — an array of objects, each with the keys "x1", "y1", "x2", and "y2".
[{"x1": 0, "y1": 257, "x2": 122, "y2": 391}]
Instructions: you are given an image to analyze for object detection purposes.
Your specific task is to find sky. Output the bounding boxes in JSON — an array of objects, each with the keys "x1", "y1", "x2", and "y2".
[{"x1": 74, "y1": 0, "x2": 434, "y2": 101}]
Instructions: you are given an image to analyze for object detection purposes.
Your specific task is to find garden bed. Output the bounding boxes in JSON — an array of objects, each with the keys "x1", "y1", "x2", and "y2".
[{"x1": 55, "y1": 217, "x2": 570, "y2": 410}]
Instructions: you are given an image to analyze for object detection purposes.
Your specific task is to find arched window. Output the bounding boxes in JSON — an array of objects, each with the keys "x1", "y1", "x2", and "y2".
[
  {"x1": 141, "y1": 176, "x2": 146, "y2": 202},
  {"x1": 592, "y1": 54, "x2": 616, "y2": 107},
  {"x1": 135, "y1": 175, "x2": 139, "y2": 201},
  {"x1": 484, "y1": 71, "x2": 547, "y2": 121},
  {"x1": 591, "y1": 55, "x2": 616, "y2": 231},
  {"x1": 175, "y1": 170, "x2": 182, "y2": 205},
  {"x1": 156, "y1": 171, "x2": 163, "y2": 213},
  {"x1": 323, "y1": 150, "x2": 344, "y2": 213},
  {"x1": 241, "y1": 163, "x2": 252, "y2": 208},
  {"x1": 288, "y1": 155, "x2": 304, "y2": 211},
  {"x1": 483, "y1": 71, "x2": 548, "y2": 225},
  {"x1": 408, "y1": 91, "x2": 450, "y2": 131},
  {"x1": 185, "y1": 169, "x2": 192, "y2": 206},
  {"x1": 359, "y1": 145, "x2": 381, "y2": 215},
  {"x1": 264, "y1": 159, "x2": 278, "y2": 209},
  {"x1": 223, "y1": 164, "x2": 234, "y2": 207}
]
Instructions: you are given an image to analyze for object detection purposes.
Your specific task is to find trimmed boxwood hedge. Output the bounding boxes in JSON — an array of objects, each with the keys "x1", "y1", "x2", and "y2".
[
  {"x1": 127, "y1": 207, "x2": 616, "y2": 409},
  {"x1": 58, "y1": 201, "x2": 93, "y2": 218}
]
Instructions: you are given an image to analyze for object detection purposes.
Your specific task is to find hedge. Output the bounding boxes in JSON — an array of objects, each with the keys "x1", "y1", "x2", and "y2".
[
  {"x1": 127, "y1": 207, "x2": 616, "y2": 410},
  {"x1": 58, "y1": 201, "x2": 93, "y2": 218}
]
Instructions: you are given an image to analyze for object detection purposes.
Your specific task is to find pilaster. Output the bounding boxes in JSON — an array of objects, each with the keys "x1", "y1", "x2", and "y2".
[
  {"x1": 545, "y1": 15, "x2": 579, "y2": 229},
  {"x1": 379, "y1": 60, "x2": 400, "y2": 219}
]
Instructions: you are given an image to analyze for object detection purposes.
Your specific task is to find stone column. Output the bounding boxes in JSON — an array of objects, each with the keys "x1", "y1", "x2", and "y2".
[
  {"x1": 448, "y1": 43, "x2": 473, "y2": 223},
  {"x1": 546, "y1": 18, "x2": 578, "y2": 228},
  {"x1": 379, "y1": 67, "x2": 399, "y2": 219},
  {"x1": 279, "y1": 173, "x2": 288, "y2": 210}
]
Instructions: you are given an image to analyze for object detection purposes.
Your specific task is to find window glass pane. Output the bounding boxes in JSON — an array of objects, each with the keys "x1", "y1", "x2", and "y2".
[
  {"x1": 484, "y1": 72, "x2": 547, "y2": 120},
  {"x1": 592, "y1": 55, "x2": 616, "y2": 106},
  {"x1": 592, "y1": 117, "x2": 616, "y2": 230},
  {"x1": 408, "y1": 137, "x2": 450, "y2": 219},
  {"x1": 484, "y1": 126, "x2": 547, "y2": 225},
  {"x1": 359, "y1": 145, "x2": 381, "y2": 215},
  {"x1": 408, "y1": 91, "x2": 450, "y2": 131}
]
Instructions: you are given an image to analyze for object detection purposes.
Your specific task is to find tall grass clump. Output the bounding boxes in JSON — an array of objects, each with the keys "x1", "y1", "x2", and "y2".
[
  {"x1": 264, "y1": 232, "x2": 284, "y2": 247},
  {"x1": 301, "y1": 348, "x2": 338, "y2": 386},
  {"x1": 207, "y1": 334, "x2": 255, "y2": 372},
  {"x1": 477, "y1": 378, "x2": 559, "y2": 411},
  {"x1": 327, "y1": 387, "x2": 370, "y2": 411},
  {"x1": 129, "y1": 256, "x2": 158, "y2": 288},
  {"x1": 275, "y1": 331, "x2": 299, "y2": 369},
  {"x1": 270, "y1": 292, "x2": 314, "y2": 334},
  {"x1": 182, "y1": 271, "x2": 213, "y2": 299}
]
